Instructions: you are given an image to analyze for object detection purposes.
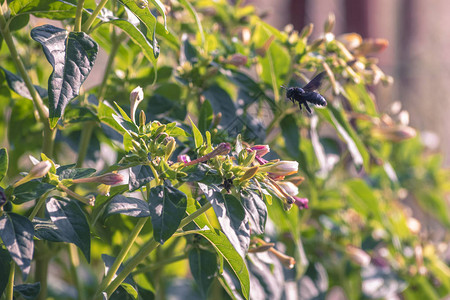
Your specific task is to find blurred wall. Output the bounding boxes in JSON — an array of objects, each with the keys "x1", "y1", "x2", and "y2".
[{"x1": 250, "y1": 0, "x2": 450, "y2": 166}]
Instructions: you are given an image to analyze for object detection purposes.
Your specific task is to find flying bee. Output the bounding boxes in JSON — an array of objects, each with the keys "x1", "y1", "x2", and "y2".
[{"x1": 282, "y1": 71, "x2": 327, "y2": 114}]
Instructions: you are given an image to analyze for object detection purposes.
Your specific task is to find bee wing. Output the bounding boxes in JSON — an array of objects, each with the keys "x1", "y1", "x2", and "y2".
[{"x1": 302, "y1": 71, "x2": 326, "y2": 92}]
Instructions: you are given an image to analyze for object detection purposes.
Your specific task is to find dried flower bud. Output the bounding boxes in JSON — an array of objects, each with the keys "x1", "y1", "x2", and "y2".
[
  {"x1": 250, "y1": 145, "x2": 270, "y2": 157},
  {"x1": 293, "y1": 196, "x2": 308, "y2": 210},
  {"x1": 355, "y1": 38, "x2": 389, "y2": 56},
  {"x1": 130, "y1": 86, "x2": 144, "y2": 124},
  {"x1": 255, "y1": 35, "x2": 275, "y2": 57},
  {"x1": 346, "y1": 245, "x2": 371, "y2": 266},
  {"x1": 213, "y1": 142, "x2": 231, "y2": 156},
  {"x1": 269, "y1": 247, "x2": 296, "y2": 269}
]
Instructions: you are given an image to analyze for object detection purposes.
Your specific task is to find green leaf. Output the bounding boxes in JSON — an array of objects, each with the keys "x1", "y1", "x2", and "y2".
[
  {"x1": 0, "y1": 148, "x2": 8, "y2": 183},
  {"x1": 344, "y1": 179, "x2": 381, "y2": 220},
  {"x1": 189, "y1": 117, "x2": 204, "y2": 149},
  {"x1": 46, "y1": 197, "x2": 91, "y2": 262},
  {"x1": 179, "y1": 0, "x2": 205, "y2": 45},
  {"x1": 31, "y1": 25, "x2": 98, "y2": 128},
  {"x1": 0, "y1": 212, "x2": 34, "y2": 279},
  {"x1": 198, "y1": 184, "x2": 250, "y2": 258},
  {"x1": 280, "y1": 114, "x2": 300, "y2": 157},
  {"x1": 150, "y1": 0, "x2": 167, "y2": 31},
  {"x1": 57, "y1": 165, "x2": 96, "y2": 180},
  {"x1": 98, "y1": 101, "x2": 128, "y2": 135},
  {"x1": 128, "y1": 165, "x2": 154, "y2": 192},
  {"x1": 202, "y1": 85, "x2": 237, "y2": 129},
  {"x1": 104, "y1": 195, "x2": 150, "y2": 218},
  {"x1": 0, "y1": 67, "x2": 48, "y2": 99},
  {"x1": 32, "y1": 217, "x2": 66, "y2": 242},
  {"x1": 12, "y1": 180, "x2": 55, "y2": 204},
  {"x1": 9, "y1": 0, "x2": 85, "y2": 20},
  {"x1": 198, "y1": 100, "x2": 213, "y2": 134},
  {"x1": 0, "y1": 248, "x2": 11, "y2": 296},
  {"x1": 240, "y1": 190, "x2": 267, "y2": 235},
  {"x1": 189, "y1": 248, "x2": 217, "y2": 298},
  {"x1": 13, "y1": 283, "x2": 40, "y2": 300},
  {"x1": 148, "y1": 183, "x2": 187, "y2": 244},
  {"x1": 319, "y1": 107, "x2": 369, "y2": 171}
]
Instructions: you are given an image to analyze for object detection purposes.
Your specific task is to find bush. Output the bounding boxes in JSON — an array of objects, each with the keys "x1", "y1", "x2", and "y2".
[{"x1": 0, "y1": 1, "x2": 449, "y2": 299}]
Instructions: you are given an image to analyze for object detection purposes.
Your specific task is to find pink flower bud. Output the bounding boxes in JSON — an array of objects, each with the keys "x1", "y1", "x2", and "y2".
[
  {"x1": 214, "y1": 142, "x2": 231, "y2": 156},
  {"x1": 250, "y1": 145, "x2": 270, "y2": 157},
  {"x1": 293, "y1": 196, "x2": 308, "y2": 210},
  {"x1": 72, "y1": 173, "x2": 124, "y2": 185},
  {"x1": 225, "y1": 54, "x2": 248, "y2": 67}
]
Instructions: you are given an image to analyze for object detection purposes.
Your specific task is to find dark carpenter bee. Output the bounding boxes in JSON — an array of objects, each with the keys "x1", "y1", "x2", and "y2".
[{"x1": 282, "y1": 71, "x2": 327, "y2": 114}]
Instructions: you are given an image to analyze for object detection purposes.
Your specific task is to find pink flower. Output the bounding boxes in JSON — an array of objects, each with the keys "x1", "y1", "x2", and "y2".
[
  {"x1": 250, "y1": 145, "x2": 270, "y2": 157},
  {"x1": 293, "y1": 196, "x2": 308, "y2": 210},
  {"x1": 178, "y1": 154, "x2": 191, "y2": 163},
  {"x1": 72, "y1": 173, "x2": 124, "y2": 185}
]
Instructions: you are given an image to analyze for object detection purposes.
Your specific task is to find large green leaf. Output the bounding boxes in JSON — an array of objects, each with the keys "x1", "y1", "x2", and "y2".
[
  {"x1": 0, "y1": 248, "x2": 11, "y2": 296},
  {"x1": 104, "y1": 195, "x2": 150, "y2": 218},
  {"x1": 198, "y1": 100, "x2": 213, "y2": 134},
  {"x1": 202, "y1": 85, "x2": 237, "y2": 129},
  {"x1": 46, "y1": 197, "x2": 91, "y2": 261},
  {"x1": 0, "y1": 212, "x2": 34, "y2": 279},
  {"x1": 128, "y1": 165, "x2": 154, "y2": 192},
  {"x1": 0, "y1": 67, "x2": 48, "y2": 99},
  {"x1": 148, "y1": 183, "x2": 187, "y2": 244},
  {"x1": 189, "y1": 117, "x2": 204, "y2": 149},
  {"x1": 189, "y1": 248, "x2": 217, "y2": 298},
  {"x1": 12, "y1": 180, "x2": 55, "y2": 204},
  {"x1": 240, "y1": 190, "x2": 267, "y2": 235},
  {"x1": 198, "y1": 183, "x2": 250, "y2": 259},
  {"x1": 31, "y1": 25, "x2": 98, "y2": 128},
  {"x1": 8, "y1": 0, "x2": 84, "y2": 20}
]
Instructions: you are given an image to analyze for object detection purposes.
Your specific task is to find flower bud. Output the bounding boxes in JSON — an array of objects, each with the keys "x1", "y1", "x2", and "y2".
[
  {"x1": 212, "y1": 142, "x2": 231, "y2": 156},
  {"x1": 299, "y1": 23, "x2": 314, "y2": 39},
  {"x1": 277, "y1": 181, "x2": 299, "y2": 196},
  {"x1": 72, "y1": 173, "x2": 124, "y2": 185},
  {"x1": 239, "y1": 166, "x2": 259, "y2": 182},
  {"x1": 177, "y1": 154, "x2": 191, "y2": 163},
  {"x1": 165, "y1": 138, "x2": 177, "y2": 161},
  {"x1": 13, "y1": 160, "x2": 52, "y2": 187},
  {"x1": 250, "y1": 145, "x2": 270, "y2": 157},
  {"x1": 139, "y1": 110, "x2": 146, "y2": 127},
  {"x1": 130, "y1": 86, "x2": 144, "y2": 124},
  {"x1": 225, "y1": 54, "x2": 248, "y2": 67},
  {"x1": 293, "y1": 196, "x2": 308, "y2": 210},
  {"x1": 337, "y1": 33, "x2": 362, "y2": 50},
  {"x1": 255, "y1": 35, "x2": 275, "y2": 57},
  {"x1": 355, "y1": 38, "x2": 389, "y2": 56},
  {"x1": 324, "y1": 13, "x2": 335, "y2": 33},
  {"x1": 260, "y1": 160, "x2": 299, "y2": 176}
]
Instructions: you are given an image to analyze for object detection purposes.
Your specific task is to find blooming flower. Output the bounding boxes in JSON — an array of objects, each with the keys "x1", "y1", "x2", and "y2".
[{"x1": 177, "y1": 154, "x2": 191, "y2": 163}]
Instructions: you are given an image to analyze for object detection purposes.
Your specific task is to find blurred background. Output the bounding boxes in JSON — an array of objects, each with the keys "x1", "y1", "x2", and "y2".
[{"x1": 251, "y1": 0, "x2": 450, "y2": 166}]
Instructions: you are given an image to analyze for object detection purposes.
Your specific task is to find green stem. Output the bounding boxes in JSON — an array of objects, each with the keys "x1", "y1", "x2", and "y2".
[
  {"x1": 75, "y1": 121, "x2": 95, "y2": 168},
  {"x1": 35, "y1": 249, "x2": 49, "y2": 300},
  {"x1": 94, "y1": 217, "x2": 148, "y2": 297},
  {"x1": 69, "y1": 244, "x2": 86, "y2": 300},
  {"x1": 74, "y1": 0, "x2": 85, "y2": 32},
  {"x1": 6, "y1": 261, "x2": 14, "y2": 300},
  {"x1": 28, "y1": 191, "x2": 51, "y2": 221},
  {"x1": 0, "y1": 3, "x2": 56, "y2": 157},
  {"x1": 103, "y1": 201, "x2": 213, "y2": 297},
  {"x1": 81, "y1": 0, "x2": 109, "y2": 32}
]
